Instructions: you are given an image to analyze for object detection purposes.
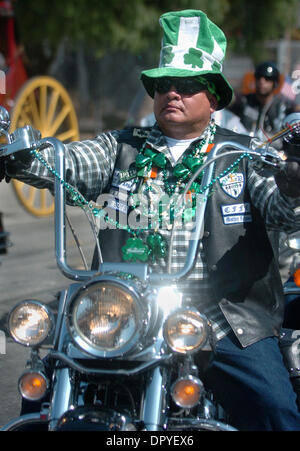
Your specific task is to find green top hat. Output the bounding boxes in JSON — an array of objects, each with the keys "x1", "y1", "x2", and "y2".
[{"x1": 141, "y1": 10, "x2": 233, "y2": 110}]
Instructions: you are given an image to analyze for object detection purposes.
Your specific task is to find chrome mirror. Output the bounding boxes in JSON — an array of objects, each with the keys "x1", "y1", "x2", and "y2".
[
  {"x1": 0, "y1": 106, "x2": 10, "y2": 131},
  {"x1": 287, "y1": 234, "x2": 300, "y2": 251}
]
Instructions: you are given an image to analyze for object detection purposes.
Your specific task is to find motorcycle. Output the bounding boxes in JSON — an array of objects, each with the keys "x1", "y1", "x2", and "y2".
[{"x1": 0, "y1": 106, "x2": 300, "y2": 431}]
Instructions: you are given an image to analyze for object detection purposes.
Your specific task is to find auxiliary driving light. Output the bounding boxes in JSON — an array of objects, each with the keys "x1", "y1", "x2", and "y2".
[
  {"x1": 8, "y1": 300, "x2": 54, "y2": 347},
  {"x1": 163, "y1": 308, "x2": 209, "y2": 353},
  {"x1": 294, "y1": 268, "x2": 300, "y2": 287},
  {"x1": 18, "y1": 371, "x2": 48, "y2": 401},
  {"x1": 171, "y1": 376, "x2": 204, "y2": 409}
]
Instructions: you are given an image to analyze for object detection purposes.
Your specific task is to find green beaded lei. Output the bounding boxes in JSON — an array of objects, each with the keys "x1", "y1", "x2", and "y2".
[
  {"x1": 29, "y1": 125, "x2": 253, "y2": 263},
  {"x1": 136, "y1": 122, "x2": 216, "y2": 196}
]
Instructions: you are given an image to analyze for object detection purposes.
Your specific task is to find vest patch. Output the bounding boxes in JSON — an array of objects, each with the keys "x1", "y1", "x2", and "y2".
[
  {"x1": 111, "y1": 169, "x2": 137, "y2": 191},
  {"x1": 118, "y1": 168, "x2": 137, "y2": 183},
  {"x1": 133, "y1": 128, "x2": 150, "y2": 138},
  {"x1": 221, "y1": 202, "x2": 251, "y2": 216},
  {"x1": 223, "y1": 214, "x2": 252, "y2": 225},
  {"x1": 219, "y1": 173, "x2": 244, "y2": 198},
  {"x1": 221, "y1": 202, "x2": 252, "y2": 225}
]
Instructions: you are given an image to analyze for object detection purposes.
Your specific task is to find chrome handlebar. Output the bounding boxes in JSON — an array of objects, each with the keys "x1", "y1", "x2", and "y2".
[{"x1": 0, "y1": 110, "x2": 291, "y2": 285}]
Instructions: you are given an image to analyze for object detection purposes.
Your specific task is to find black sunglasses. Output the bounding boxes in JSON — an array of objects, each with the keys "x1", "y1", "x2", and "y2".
[
  {"x1": 153, "y1": 77, "x2": 206, "y2": 95},
  {"x1": 255, "y1": 75, "x2": 276, "y2": 82}
]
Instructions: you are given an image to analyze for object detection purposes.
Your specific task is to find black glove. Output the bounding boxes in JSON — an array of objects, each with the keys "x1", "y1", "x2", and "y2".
[
  {"x1": 275, "y1": 160, "x2": 300, "y2": 198},
  {"x1": 5, "y1": 149, "x2": 34, "y2": 179},
  {"x1": 0, "y1": 148, "x2": 34, "y2": 183},
  {"x1": 0, "y1": 158, "x2": 12, "y2": 183}
]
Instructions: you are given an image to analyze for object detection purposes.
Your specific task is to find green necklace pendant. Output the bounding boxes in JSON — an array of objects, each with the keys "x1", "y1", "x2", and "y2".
[
  {"x1": 147, "y1": 233, "x2": 167, "y2": 259},
  {"x1": 182, "y1": 155, "x2": 204, "y2": 173},
  {"x1": 173, "y1": 151, "x2": 205, "y2": 181},
  {"x1": 122, "y1": 237, "x2": 150, "y2": 262},
  {"x1": 121, "y1": 233, "x2": 167, "y2": 263},
  {"x1": 173, "y1": 163, "x2": 190, "y2": 180},
  {"x1": 152, "y1": 153, "x2": 167, "y2": 169},
  {"x1": 135, "y1": 147, "x2": 167, "y2": 171},
  {"x1": 135, "y1": 153, "x2": 152, "y2": 169}
]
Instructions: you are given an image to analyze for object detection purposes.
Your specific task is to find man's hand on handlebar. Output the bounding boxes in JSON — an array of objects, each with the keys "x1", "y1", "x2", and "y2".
[
  {"x1": 0, "y1": 146, "x2": 35, "y2": 183},
  {"x1": 275, "y1": 124, "x2": 300, "y2": 198},
  {"x1": 275, "y1": 160, "x2": 300, "y2": 198}
]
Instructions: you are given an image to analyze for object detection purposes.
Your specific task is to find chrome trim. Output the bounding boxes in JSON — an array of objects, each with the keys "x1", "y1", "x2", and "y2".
[
  {"x1": 55, "y1": 406, "x2": 134, "y2": 431},
  {"x1": 167, "y1": 418, "x2": 237, "y2": 431},
  {"x1": 284, "y1": 285, "x2": 300, "y2": 295},
  {"x1": 0, "y1": 413, "x2": 48, "y2": 431},
  {"x1": 48, "y1": 350, "x2": 172, "y2": 376},
  {"x1": 0, "y1": 125, "x2": 41, "y2": 157},
  {"x1": 141, "y1": 366, "x2": 167, "y2": 431},
  {"x1": 48, "y1": 368, "x2": 73, "y2": 431}
]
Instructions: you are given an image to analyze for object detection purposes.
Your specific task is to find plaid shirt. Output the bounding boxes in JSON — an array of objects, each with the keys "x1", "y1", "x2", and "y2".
[{"x1": 10, "y1": 123, "x2": 300, "y2": 343}]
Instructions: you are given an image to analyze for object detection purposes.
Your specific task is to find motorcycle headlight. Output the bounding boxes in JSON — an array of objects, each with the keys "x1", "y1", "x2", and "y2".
[
  {"x1": 163, "y1": 308, "x2": 209, "y2": 354},
  {"x1": 8, "y1": 300, "x2": 54, "y2": 347},
  {"x1": 68, "y1": 280, "x2": 148, "y2": 358}
]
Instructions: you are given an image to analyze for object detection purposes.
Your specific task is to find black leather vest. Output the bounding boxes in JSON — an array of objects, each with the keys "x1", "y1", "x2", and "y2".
[
  {"x1": 93, "y1": 126, "x2": 284, "y2": 347},
  {"x1": 202, "y1": 128, "x2": 284, "y2": 347}
]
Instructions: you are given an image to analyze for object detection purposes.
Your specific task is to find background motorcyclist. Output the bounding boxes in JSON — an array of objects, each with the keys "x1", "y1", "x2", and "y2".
[
  {"x1": 230, "y1": 61, "x2": 297, "y2": 142},
  {"x1": 1, "y1": 10, "x2": 300, "y2": 431}
]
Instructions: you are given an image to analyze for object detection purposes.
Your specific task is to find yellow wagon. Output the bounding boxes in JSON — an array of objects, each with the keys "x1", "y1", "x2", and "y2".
[{"x1": 0, "y1": 0, "x2": 79, "y2": 216}]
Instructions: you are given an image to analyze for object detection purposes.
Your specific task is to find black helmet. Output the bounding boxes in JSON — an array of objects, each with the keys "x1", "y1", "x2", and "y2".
[{"x1": 254, "y1": 62, "x2": 280, "y2": 83}]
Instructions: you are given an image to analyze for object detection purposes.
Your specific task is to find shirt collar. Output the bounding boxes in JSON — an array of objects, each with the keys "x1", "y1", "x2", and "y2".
[{"x1": 145, "y1": 121, "x2": 215, "y2": 167}]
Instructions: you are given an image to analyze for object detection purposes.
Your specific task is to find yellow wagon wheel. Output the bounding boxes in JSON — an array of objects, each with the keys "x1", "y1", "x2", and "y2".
[{"x1": 10, "y1": 76, "x2": 79, "y2": 217}]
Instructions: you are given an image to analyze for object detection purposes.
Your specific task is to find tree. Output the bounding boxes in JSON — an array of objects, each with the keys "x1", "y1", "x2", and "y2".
[
  {"x1": 223, "y1": 0, "x2": 299, "y2": 60},
  {"x1": 14, "y1": 0, "x2": 299, "y2": 72}
]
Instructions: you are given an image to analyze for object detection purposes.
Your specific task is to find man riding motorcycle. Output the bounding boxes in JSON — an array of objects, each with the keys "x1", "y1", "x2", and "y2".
[
  {"x1": 1, "y1": 10, "x2": 300, "y2": 430},
  {"x1": 230, "y1": 61, "x2": 297, "y2": 143}
]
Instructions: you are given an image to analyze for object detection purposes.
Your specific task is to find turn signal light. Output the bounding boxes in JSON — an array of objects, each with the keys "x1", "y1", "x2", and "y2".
[
  {"x1": 293, "y1": 268, "x2": 300, "y2": 287},
  {"x1": 18, "y1": 371, "x2": 48, "y2": 401},
  {"x1": 171, "y1": 376, "x2": 203, "y2": 408}
]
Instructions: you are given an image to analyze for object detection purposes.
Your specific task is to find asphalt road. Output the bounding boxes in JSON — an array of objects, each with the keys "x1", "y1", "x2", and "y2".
[{"x1": 0, "y1": 180, "x2": 94, "y2": 428}]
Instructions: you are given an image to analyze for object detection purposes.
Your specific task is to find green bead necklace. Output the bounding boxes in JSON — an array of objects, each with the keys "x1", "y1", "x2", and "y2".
[
  {"x1": 136, "y1": 121, "x2": 216, "y2": 197},
  {"x1": 29, "y1": 132, "x2": 253, "y2": 264}
]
